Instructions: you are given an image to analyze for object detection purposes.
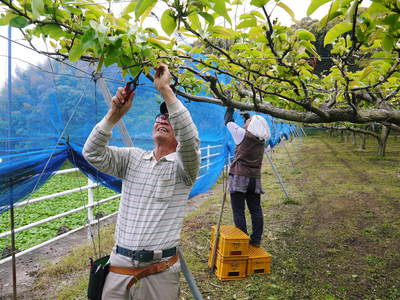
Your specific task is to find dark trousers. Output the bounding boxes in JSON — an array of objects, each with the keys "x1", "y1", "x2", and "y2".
[{"x1": 230, "y1": 179, "x2": 264, "y2": 244}]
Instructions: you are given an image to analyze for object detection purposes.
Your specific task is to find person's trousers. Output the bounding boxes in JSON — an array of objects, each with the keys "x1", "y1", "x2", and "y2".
[
  {"x1": 230, "y1": 180, "x2": 263, "y2": 244},
  {"x1": 101, "y1": 247, "x2": 180, "y2": 300}
]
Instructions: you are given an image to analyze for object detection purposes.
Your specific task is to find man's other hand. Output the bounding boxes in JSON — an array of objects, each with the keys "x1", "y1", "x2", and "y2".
[
  {"x1": 107, "y1": 86, "x2": 135, "y2": 124},
  {"x1": 154, "y1": 63, "x2": 171, "y2": 93}
]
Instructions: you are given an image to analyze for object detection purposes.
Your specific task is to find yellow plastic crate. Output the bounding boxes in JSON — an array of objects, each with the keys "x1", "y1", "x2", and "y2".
[
  {"x1": 214, "y1": 252, "x2": 247, "y2": 280},
  {"x1": 246, "y1": 245, "x2": 272, "y2": 275},
  {"x1": 210, "y1": 225, "x2": 250, "y2": 257}
]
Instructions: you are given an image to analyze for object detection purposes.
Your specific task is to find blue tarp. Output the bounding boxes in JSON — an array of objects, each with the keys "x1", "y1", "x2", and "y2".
[{"x1": 0, "y1": 60, "x2": 298, "y2": 213}]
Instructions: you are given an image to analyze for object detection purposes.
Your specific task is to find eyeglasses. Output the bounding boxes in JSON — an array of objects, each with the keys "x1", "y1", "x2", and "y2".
[{"x1": 155, "y1": 113, "x2": 169, "y2": 122}]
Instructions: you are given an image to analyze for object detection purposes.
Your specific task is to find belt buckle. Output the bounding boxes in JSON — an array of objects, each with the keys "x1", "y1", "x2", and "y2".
[{"x1": 134, "y1": 250, "x2": 153, "y2": 262}]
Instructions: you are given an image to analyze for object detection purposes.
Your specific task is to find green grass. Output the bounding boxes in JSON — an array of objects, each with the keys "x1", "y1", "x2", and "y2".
[{"x1": 0, "y1": 162, "x2": 119, "y2": 254}]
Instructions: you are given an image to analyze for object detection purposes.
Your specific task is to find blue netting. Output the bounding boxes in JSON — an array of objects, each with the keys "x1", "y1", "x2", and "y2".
[{"x1": 0, "y1": 59, "x2": 299, "y2": 214}]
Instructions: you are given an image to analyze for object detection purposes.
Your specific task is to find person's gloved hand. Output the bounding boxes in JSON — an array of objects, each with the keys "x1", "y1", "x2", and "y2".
[{"x1": 224, "y1": 106, "x2": 234, "y2": 125}]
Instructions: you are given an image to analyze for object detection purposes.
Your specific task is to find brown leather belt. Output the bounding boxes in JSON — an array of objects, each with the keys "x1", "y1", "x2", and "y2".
[{"x1": 109, "y1": 254, "x2": 178, "y2": 289}]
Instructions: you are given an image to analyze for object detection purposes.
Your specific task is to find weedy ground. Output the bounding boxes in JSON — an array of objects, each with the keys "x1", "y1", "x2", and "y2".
[{"x1": 8, "y1": 132, "x2": 400, "y2": 299}]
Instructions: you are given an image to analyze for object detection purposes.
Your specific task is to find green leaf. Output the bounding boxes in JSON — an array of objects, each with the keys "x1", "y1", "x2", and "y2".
[
  {"x1": 40, "y1": 24, "x2": 64, "y2": 39},
  {"x1": 359, "y1": 65, "x2": 374, "y2": 80},
  {"x1": 382, "y1": 36, "x2": 395, "y2": 51},
  {"x1": 32, "y1": 0, "x2": 45, "y2": 20},
  {"x1": 250, "y1": 0, "x2": 271, "y2": 8},
  {"x1": 345, "y1": 0, "x2": 358, "y2": 22},
  {"x1": 81, "y1": 28, "x2": 97, "y2": 50},
  {"x1": 122, "y1": 2, "x2": 136, "y2": 16},
  {"x1": 0, "y1": 13, "x2": 18, "y2": 26},
  {"x1": 307, "y1": 0, "x2": 331, "y2": 16},
  {"x1": 209, "y1": 26, "x2": 235, "y2": 38},
  {"x1": 296, "y1": 29, "x2": 316, "y2": 41},
  {"x1": 212, "y1": 0, "x2": 231, "y2": 24},
  {"x1": 69, "y1": 39, "x2": 84, "y2": 61},
  {"x1": 324, "y1": 21, "x2": 352, "y2": 46},
  {"x1": 188, "y1": 13, "x2": 201, "y2": 31},
  {"x1": 140, "y1": 1, "x2": 158, "y2": 24},
  {"x1": 237, "y1": 18, "x2": 257, "y2": 29},
  {"x1": 135, "y1": 0, "x2": 157, "y2": 20},
  {"x1": 161, "y1": 9, "x2": 177, "y2": 36},
  {"x1": 318, "y1": 10, "x2": 342, "y2": 29},
  {"x1": 277, "y1": 2, "x2": 295, "y2": 20},
  {"x1": 147, "y1": 37, "x2": 168, "y2": 52},
  {"x1": 199, "y1": 12, "x2": 215, "y2": 26},
  {"x1": 9, "y1": 16, "x2": 29, "y2": 28},
  {"x1": 250, "y1": 10, "x2": 265, "y2": 20}
]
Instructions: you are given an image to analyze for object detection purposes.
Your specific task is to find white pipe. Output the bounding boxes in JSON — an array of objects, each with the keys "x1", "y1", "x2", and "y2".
[
  {"x1": 200, "y1": 153, "x2": 220, "y2": 160},
  {"x1": 200, "y1": 144, "x2": 222, "y2": 151},
  {"x1": 0, "y1": 211, "x2": 118, "y2": 265},
  {"x1": 14, "y1": 184, "x2": 99, "y2": 208},
  {"x1": 52, "y1": 168, "x2": 79, "y2": 175},
  {"x1": 0, "y1": 194, "x2": 120, "y2": 239}
]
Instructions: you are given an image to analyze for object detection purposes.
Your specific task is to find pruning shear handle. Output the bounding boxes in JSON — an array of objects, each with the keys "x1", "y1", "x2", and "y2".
[{"x1": 124, "y1": 70, "x2": 142, "y2": 102}]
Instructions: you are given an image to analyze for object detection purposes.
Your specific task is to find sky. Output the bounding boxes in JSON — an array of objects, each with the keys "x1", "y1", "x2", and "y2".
[{"x1": 0, "y1": 0, "x2": 332, "y2": 89}]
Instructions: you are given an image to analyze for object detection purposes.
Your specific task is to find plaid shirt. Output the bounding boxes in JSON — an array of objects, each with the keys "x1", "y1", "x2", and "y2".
[{"x1": 83, "y1": 101, "x2": 200, "y2": 251}]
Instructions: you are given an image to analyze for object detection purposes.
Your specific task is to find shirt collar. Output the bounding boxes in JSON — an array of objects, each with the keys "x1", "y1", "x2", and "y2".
[{"x1": 143, "y1": 151, "x2": 177, "y2": 161}]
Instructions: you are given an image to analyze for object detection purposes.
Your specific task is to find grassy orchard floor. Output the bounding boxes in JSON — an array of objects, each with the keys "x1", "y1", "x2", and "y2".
[
  {"x1": 0, "y1": 162, "x2": 119, "y2": 254},
  {"x1": 16, "y1": 133, "x2": 400, "y2": 299}
]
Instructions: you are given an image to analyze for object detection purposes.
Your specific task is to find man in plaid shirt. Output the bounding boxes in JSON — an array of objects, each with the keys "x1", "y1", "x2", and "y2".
[{"x1": 83, "y1": 63, "x2": 200, "y2": 300}]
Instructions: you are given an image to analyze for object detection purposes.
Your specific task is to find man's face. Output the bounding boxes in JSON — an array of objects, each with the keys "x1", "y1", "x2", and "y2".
[{"x1": 153, "y1": 113, "x2": 178, "y2": 148}]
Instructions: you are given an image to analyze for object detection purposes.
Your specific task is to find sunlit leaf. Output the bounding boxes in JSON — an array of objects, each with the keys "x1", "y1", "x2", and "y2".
[
  {"x1": 324, "y1": 21, "x2": 352, "y2": 46},
  {"x1": 277, "y1": 2, "x2": 295, "y2": 20},
  {"x1": 250, "y1": 0, "x2": 271, "y2": 8},
  {"x1": 32, "y1": 0, "x2": 45, "y2": 20},
  {"x1": 307, "y1": 0, "x2": 331, "y2": 16},
  {"x1": 135, "y1": 0, "x2": 157, "y2": 20},
  {"x1": 209, "y1": 26, "x2": 235, "y2": 38},
  {"x1": 199, "y1": 12, "x2": 215, "y2": 26},
  {"x1": 237, "y1": 18, "x2": 257, "y2": 29},
  {"x1": 188, "y1": 12, "x2": 201, "y2": 31},
  {"x1": 161, "y1": 9, "x2": 176, "y2": 36},
  {"x1": 296, "y1": 29, "x2": 316, "y2": 41},
  {"x1": 212, "y1": 0, "x2": 232, "y2": 24}
]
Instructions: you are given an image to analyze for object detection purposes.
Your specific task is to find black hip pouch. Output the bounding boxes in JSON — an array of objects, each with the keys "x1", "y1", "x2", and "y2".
[{"x1": 87, "y1": 255, "x2": 110, "y2": 300}]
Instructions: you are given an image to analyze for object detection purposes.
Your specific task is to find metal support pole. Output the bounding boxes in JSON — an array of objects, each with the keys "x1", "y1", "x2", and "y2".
[
  {"x1": 264, "y1": 149, "x2": 290, "y2": 200},
  {"x1": 178, "y1": 249, "x2": 203, "y2": 300},
  {"x1": 210, "y1": 158, "x2": 228, "y2": 272},
  {"x1": 87, "y1": 177, "x2": 94, "y2": 240},
  {"x1": 300, "y1": 127, "x2": 307, "y2": 136},
  {"x1": 282, "y1": 141, "x2": 296, "y2": 170},
  {"x1": 97, "y1": 76, "x2": 134, "y2": 147},
  {"x1": 7, "y1": 25, "x2": 17, "y2": 300}
]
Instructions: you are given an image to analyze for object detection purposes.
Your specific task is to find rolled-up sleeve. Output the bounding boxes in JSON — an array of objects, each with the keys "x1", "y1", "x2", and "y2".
[{"x1": 167, "y1": 101, "x2": 200, "y2": 184}]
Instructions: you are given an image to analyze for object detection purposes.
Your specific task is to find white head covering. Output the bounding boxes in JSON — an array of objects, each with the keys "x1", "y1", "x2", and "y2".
[{"x1": 247, "y1": 115, "x2": 270, "y2": 140}]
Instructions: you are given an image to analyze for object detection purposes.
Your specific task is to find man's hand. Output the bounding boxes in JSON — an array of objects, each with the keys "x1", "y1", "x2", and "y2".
[
  {"x1": 106, "y1": 86, "x2": 135, "y2": 124},
  {"x1": 154, "y1": 63, "x2": 171, "y2": 93},
  {"x1": 154, "y1": 62, "x2": 178, "y2": 105}
]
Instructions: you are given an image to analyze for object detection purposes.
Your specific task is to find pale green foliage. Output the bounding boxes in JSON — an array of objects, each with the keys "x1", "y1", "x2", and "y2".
[{"x1": 0, "y1": 0, "x2": 399, "y2": 123}]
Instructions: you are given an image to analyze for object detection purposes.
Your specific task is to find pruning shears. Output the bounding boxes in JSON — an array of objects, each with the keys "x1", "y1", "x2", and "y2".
[{"x1": 124, "y1": 69, "x2": 142, "y2": 102}]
